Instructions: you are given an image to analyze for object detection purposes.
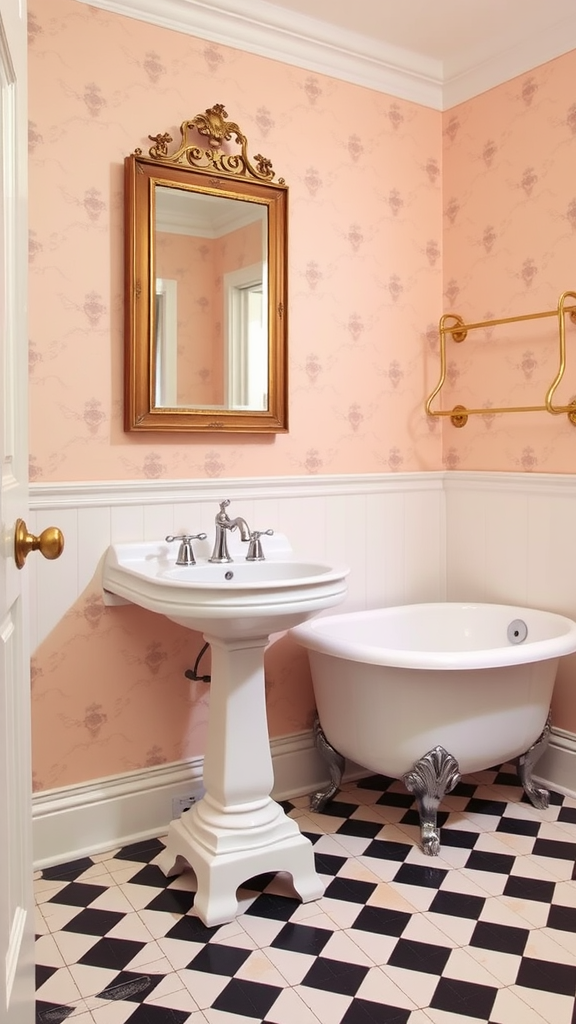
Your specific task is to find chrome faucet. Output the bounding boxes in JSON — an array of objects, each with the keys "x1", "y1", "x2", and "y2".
[{"x1": 209, "y1": 500, "x2": 251, "y2": 563}]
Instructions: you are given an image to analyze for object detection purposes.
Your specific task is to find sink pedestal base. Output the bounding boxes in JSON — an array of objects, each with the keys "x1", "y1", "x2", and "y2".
[{"x1": 156, "y1": 633, "x2": 325, "y2": 927}]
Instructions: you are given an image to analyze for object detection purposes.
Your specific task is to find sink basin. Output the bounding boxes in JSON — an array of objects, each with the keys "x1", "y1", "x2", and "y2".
[
  {"x1": 161, "y1": 560, "x2": 334, "y2": 583},
  {"x1": 102, "y1": 534, "x2": 349, "y2": 928},
  {"x1": 102, "y1": 540, "x2": 349, "y2": 638}
]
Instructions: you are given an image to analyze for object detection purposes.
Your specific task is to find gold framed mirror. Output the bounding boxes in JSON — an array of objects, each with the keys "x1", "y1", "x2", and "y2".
[{"x1": 124, "y1": 104, "x2": 288, "y2": 433}]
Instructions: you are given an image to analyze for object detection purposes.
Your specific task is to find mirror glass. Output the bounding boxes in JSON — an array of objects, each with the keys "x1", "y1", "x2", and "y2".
[
  {"x1": 124, "y1": 105, "x2": 288, "y2": 433},
  {"x1": 154, "y1": 187, "x2": 268, "y2": 411}
]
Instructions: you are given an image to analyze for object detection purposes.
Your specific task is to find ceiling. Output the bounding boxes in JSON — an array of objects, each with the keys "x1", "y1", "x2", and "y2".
[{"x1": 83, "y1": 0, "x2": 576, "y2": 108}]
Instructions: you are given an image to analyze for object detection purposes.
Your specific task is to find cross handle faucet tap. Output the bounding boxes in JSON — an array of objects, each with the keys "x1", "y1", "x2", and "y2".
[{"x1": 166, "y1": 533, "x2": 207, "y2": 566}]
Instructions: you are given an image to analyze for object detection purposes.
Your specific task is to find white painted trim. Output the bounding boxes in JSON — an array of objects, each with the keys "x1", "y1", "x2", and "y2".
[
  {"x1": 28, "y1": 469, "x2": 576, "y2": 512},
  {"x1": 443, "y1": 18, "x2": 576, "y2": 109},
  {"x1": 28, "y1": 471, "x2": 445, "y2": 510},
  {"x1": 72, "y1": 0, "x2": 442, "y2": 109},
  {"x1": 32, "y1": 729, "x2": 366, "y2": 868},
  {"x1": 443, "y1": 470, "x2": 576, "y2": 497},
  {"x1": 72, "y1": 0, "x2": 576, "y2": 111},
  {"x1": 32, "y1": 718, "x2": 575, "y2": 868},
  {"x1": 533, "y1": 727, "x2": 576, "y2": 802}
]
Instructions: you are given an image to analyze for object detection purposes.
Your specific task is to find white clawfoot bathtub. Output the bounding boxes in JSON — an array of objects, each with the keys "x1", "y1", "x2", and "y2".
[{"x1": 292, "y1": 602, "x2": 576, "y2": 855}]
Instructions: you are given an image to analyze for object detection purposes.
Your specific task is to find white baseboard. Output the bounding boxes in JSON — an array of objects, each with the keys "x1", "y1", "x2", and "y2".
[
  {"x1": 32, "y1": 724, "x2": 576, "y2": 869},
  {"x1": 532, "y1": 727, "x2": 576, "y2": 801},
  {"x1": 32, "y1": 729, "x2": 366, "y2": 868}
]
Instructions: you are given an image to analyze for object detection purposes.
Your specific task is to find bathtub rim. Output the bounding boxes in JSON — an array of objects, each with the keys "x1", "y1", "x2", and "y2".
[{"x1": 291, "y1": 601, "x2": 576, "y2": 670}]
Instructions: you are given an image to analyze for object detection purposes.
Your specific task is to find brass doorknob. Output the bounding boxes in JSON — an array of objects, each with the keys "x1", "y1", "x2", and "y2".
[{"x1": 14, "y1": 518, "x2": 65, "y2": 569}]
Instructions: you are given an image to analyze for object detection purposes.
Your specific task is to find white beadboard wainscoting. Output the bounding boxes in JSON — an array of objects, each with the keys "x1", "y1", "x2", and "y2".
[
  {"x1": 29, "y1": 471, "x2": 576, "y2": 865},
  {"x1": 444, "y1": 471, "x2": 576, "y2": 801}
]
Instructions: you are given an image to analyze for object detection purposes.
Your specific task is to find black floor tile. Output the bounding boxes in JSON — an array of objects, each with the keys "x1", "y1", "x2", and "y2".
[
  {"x1": 36, "y1": 1001, "x2": 76, "y2": 1023},
  {"x1": 114, "y1": 839, "x2": 166, "y2": 863},
  {"x1": 451, "y1": 781, "x2": 478, "y2": 797},
  {"x1": 35, "y1": 965, "x2": 58, "y2": 990},
  {"x1": 115, "y1": 1005, "x2": 189, "y2": 1024},
  {"x1": 387, "y1": 937, "x2": 452, "y2": 975},
  {"x1": 399, "y1": 809, "x2": 449, "y2": 830},
  {"x1": 547, "y1": 903, "x2": 576, "y2": 933},
  {"x1": 465, "y1": 849, "x2": 515, "y2": 875},
  {"x1": 392, "y1": 863, "x2": 448, "y2": 889},
  {"x1": 516, "y1": 955, "x2": 576, "y2": 996},
  {"x1": 532, "y1": 837, "x2": 576, "y2": 861},
  {"x1": 465, "y1": 797, "x2": 507, "y2": 817},
  {"x1": 340, "y1": 997, "x2": 411, "y2": 1023},
  {"x1": 301, "y1": 956, "x2": 369, "y2": 996},
  {"x1": 47, "y1": 882, "x2": 108, "y2": 907},
  {"x1": 270, "y1": 921, "x2": 332, "y2": 955},
  {"x1": 558, "y1": 806, "x2": 576, "y2": 825},
  {"x1": 212, "y1": 977, "x2": 282, "y2": 1018},
  {"x1": 428, "y1": 889, "x2": 486, "y2": 920},
  {"x1": 503, "y1": 874, "x2": 556, "y2": 903},
  {"x1": 320, "y1": 800, "x2": 360, "y2": 818},
  {"x1": 124, "y1": 865, "x2": 174, "y2": 888},
  {"x1": 336, "y1": 819, "x2": 383, "y2": 839},
  {"x1": 41, "y1": 858, "x2": 96, "y2": 883},
  {"x1": 323, "y1": 876, "x2": 378, "y2": 904},
  {"x1": 244, "y1": 872, "x2": 277, "y2": 891},
  {"x1": 243, "y1": 892, "x2": 301, "y2": 920},
  {"x1": 96, "y1": 972, "x2": 164, "y2": 1002},
  {"x1": 139, "y1": 888, "x2": 196, "y2": 915},
  {"x1": 163, "y1": 915, "x2": 221, "y2": 943},
  {"x1": 301, "y1": 830, "x2": 322, "y2": 845},
  {"x1": 469, "y1": 919, "x2": 529, "y2": 955},
  {"x1": 376, "y1": 792, "x2": 413, "y2": 809},
  {"x1": 430, "y1": 975, "x2": 498, "y2": 1019},
  {"x1": 496, "y1": 815, "x2": 540, "y2": 837},
  {"x1": 314, "y1": 851, "x2": 348, "y2": 875},
  {"x1": 351, "y1": 904, "x2": 411, "y2": 937},
  {"x1": 61, "y1": 907, "x2": 125, "y2": 936},
  {"x1": 78, "y1": 937, "x2": 147, "y2": 971},
  {"x1": 439, "y1": 828, "x2": 478, "y2": 849},
  {"x1": 362, "y1": 839, "x2": 412, "y2": 862},
  {"x1": 187, "y1": 943, "x2": 251, "y2": 976}
]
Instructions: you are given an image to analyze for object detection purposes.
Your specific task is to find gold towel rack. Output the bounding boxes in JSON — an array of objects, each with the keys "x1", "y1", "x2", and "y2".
[{"x1": 426, "y1": 290, "x2": 576, "y2": 427}]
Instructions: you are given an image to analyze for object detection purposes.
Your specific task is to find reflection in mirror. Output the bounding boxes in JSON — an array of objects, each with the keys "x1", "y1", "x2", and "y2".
[
  {"x1": 154, "y1": 188, "x2": 268, "y2": 410},
  {"x1": 124, "y1": 104, "x2": 288, "y2": 433}
]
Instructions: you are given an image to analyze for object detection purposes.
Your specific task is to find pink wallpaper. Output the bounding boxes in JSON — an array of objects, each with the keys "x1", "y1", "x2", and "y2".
[
  {"x1": 440, "y1": 54, "x2": 576, "y2": 472},
  {"x1": 28, "y1": 0, "x2": 441, "y2": 789},
  {"x1": 28, "y1": 0, "x2": 576, "y2": 792},
  {"x1": 28, "y1": 0, "x2": 442, "y2": 484}
]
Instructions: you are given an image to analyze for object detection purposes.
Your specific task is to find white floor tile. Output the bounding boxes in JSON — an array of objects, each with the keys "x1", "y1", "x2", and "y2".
[
  {"x1": 35, "y1": 775, "x2": 576, "y2": 1024},
  {"x1": 490, "y1": 986, "x2": 549, "y2": 1024},
  {"x1": 355, "y1": 964, "x2": 418, "y2": 1009},
  {"x1": 294, "y1": 983, "x2": 354, "y2": 1024}
]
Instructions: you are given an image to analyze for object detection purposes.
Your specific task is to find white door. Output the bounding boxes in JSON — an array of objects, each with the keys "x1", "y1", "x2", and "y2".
[{"x1": 0, "y1": 0, "x2": 35, "y2": 1020}]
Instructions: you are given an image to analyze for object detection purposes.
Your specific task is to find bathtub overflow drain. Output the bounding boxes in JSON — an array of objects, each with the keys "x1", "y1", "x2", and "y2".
[{"x1": 507, "y1": 619, "x2": 528, "y2": 644}]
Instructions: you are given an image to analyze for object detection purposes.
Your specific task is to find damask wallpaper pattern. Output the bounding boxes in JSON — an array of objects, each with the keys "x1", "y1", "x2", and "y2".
[{"x1": 27, "y1": 0, "x2": 576, "y2": 792}]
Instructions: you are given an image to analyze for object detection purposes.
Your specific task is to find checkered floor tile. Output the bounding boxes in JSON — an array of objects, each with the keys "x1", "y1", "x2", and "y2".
[{"x1": 35, "y1": 766, "x2": 576, "y2": 1023}]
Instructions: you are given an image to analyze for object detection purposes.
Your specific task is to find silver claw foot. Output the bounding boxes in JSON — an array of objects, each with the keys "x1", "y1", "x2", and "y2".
[
  {"x1": 310, "y1": 716, "x2": 345, "y2": 812},
  {"x1": 403, "y1": 746, "x2": 461, "y2": 856},
  {"x1": 517, "y1": 710, "x2": 552, "y2": 809}
]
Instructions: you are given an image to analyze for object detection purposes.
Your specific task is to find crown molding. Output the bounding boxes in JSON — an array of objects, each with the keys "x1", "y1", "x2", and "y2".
[
  {"x1": 443, "y1": 13, "x2": 576, "y2": 108},
  {"x1": 73, "y1": 0, "x2": 443, "y2": 109},
  {"x1": 50, "y1": 0, "x2": 576, "y2": 112}
]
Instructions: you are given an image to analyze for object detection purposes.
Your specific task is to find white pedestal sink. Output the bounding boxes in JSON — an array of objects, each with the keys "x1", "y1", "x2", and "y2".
[{"x1": 102, "y1": 536, "x2": 349, "y2": 927}]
